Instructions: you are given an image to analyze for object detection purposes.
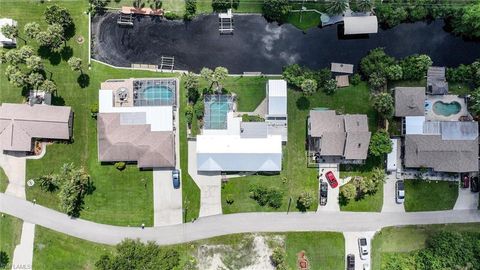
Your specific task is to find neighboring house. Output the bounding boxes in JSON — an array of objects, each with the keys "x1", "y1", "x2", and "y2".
[
  {"x1": 427, "y1": 66, "x2": 448, "y2": 95},
  {"x1": 97, "y1": 78, "x2": 177, "y2": 169},
  {"x1": 307, "y1": 110, "x2": 371, "y2": 164},
  {"x1": 0, "y1": 103, "x2": 73, "y2": 152},
  {"x1": 394, "y1": 86, "x2": 479, "y2": 173},
  {"x1": 0, "y1": 18, "x2": 17, "y2": 47},
  {"x1": 265, "y1": 79, "x2": 288, "y2": 142},
  {"x1": 196, "y1": 80, "x2": 287, "y2": 172}
]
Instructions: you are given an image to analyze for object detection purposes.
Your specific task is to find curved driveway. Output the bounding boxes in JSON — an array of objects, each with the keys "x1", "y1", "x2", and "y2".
[{"x1": 1, "y1": 193, "x2": 479, "y2": 245}]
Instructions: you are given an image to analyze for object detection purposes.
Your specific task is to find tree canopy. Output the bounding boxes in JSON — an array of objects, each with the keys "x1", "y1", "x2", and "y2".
[
  {"x1": 369, "y1": 129, "x2": 392, "y2": 157},
  {"x1": 262, "y1": 0, "x2": 291, "y2": 23},
  {"x1": 371, "y1": 92, "x2": 394, "y2": 119}
]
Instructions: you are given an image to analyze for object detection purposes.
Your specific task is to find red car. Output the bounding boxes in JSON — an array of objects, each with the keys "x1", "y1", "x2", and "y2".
[{"x1": 325, "y1": 171, "x2": 338, "y2": 188}]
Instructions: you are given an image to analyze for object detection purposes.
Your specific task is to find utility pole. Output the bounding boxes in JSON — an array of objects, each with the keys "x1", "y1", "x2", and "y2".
[{"x1": 287, "y1": 197, "x2": 292, "y2": 214}]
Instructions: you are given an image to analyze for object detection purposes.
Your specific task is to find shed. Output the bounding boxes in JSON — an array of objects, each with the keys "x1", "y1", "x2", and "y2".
[
  {"x1": 267, "y1": 80, "x2": 287, "y2": 116},
  {"x1": 331, "y1": 63, "x2": 354, "y2": 74},
  {"x1": 343, "y1": 16, "x2": 378, "y2": 35},
  {"x1": 335, "y1": 75, "x2": 349, "y2": 88}
]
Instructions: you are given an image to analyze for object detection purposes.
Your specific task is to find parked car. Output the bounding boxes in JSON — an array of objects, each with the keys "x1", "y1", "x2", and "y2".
[
  {"x1": 395, "y1": 180, "x2": 405, "y2": 204},
  {"x1": 462, "y1": 175, "x2": 470, "y2": 189},
  {"x1": 471, "y1": 177, "x2": 479, "y2": 193},
  {"x1": 172, "y1": 169, "x2": 180, "y2": 189},
  {"x1": 320, "y1": 182, "x2": 328, "y2": 206},
  {"x1": 347, "y1": 254, "x2": 355, "y2": 270},
  {"x1": 358, "y1": 237, "x2": 369, "y2": 260},
  {"x1": 325, "y1": 171, "x2": 339, "y2": 188}
]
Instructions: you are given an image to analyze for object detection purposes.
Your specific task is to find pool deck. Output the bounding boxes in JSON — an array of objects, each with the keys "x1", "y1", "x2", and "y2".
[{"x1": 425, "y1": 95, "x2": 469, "y2": 121}]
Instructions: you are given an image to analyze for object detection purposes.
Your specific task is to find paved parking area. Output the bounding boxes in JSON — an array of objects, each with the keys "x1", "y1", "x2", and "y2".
[
  {"x1": 153, "y1": 170, "x2": 182, "y2": 226},
  {"x1": 454, "y1": 187, "x2": 479, "y2": 210},
  {"x1": 344, "y1": 231, "x2": 376, "y2": 270},
  {"x1": 317, "y1": 166, "x2": 340, "y2": 212},
  {"x1": 382, "y1": 174, "x2": 405, "y2": 213}
]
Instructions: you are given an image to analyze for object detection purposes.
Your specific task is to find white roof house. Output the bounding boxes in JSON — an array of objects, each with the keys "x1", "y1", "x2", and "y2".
[
  {"x1": 343, "y1": 16, "x2": 378, "y2": 35},
  {"x1": 267, "y1": 80, "x2": 287, "y2": 116},
  {"x1": 0, "y1": 18, "x2": 17, "y2": 47},
  {"x1": 99, "y1": 89, "x2": 173, "y2": 131},
  {"x1": 196, "y1": 135, "x2": 282, "y2": 171},
  {"x1": 386, "y1": 138, "x2": 398, "y2": 172}
]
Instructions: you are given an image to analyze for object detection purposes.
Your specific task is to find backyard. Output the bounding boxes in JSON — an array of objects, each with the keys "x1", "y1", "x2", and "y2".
[
  {"x1": 371, "y1": 223, "x2": 480, "y2": 270},
  {"x1": 222, "y1": 82, "x2": 379, "y2": 213},
  {"x1": 404, "y1": 179, "x2": 458, "y2": 212}
]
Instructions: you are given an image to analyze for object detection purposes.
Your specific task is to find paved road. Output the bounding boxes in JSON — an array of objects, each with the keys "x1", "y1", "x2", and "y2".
[{"x1": 2, "y1": 193, "x2": 480, "y2": 246}]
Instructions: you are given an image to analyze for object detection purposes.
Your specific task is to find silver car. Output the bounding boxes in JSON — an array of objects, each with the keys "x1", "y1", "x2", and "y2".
[
  {"x1": 358, "y1": 237, "x2": 369, "y2": 260},
  {"x1": 396, "y1": 180, "x2": 405, "y2": 204}
]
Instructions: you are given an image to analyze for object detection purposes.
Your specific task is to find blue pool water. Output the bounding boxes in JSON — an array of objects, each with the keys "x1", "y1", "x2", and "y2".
[
  {"x1": 143, "y1": 85, "x2": 173, "y2": 100},
  {"x1": 432, "y1": 101, "x2": 461, "y2": 116},
  {"x1": 208, "y1": 102, "x2": 230, "y2": 129}
]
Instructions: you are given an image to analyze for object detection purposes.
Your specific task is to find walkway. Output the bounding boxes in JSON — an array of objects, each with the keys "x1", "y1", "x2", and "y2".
[
  {"x1": 2, "y1": 193, "x2": 480, "y2": 246},
  {"x1": 187, "y1": 141, "x2": 222, "y2": 217},
  {"x1": 454, "y1": 187, "x2": 479, "y2": 210},
  {"x1": 10, "y1": 222, "x2": 35, "y2": 270}
]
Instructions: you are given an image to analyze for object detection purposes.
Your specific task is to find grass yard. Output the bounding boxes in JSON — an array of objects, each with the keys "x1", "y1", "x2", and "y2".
[
  {"x1": 0, "y1": 168, "x2": 8, "y2": 193},
  {"x1": 222, "y1": 82, "x2": 378, "y2": 213},
  {"x1": 0, "y1": 214, "x2": 23, "y2": 269},
  {"x1": 371, "y1": 223, "x2": 480, "y2": 270},
  {"x1": 404, "y1": 179, "x2": 458, "y2": 212},
  {"x1": 33, "y1": 226, "x2": 115, "y2": 270},
  {"x1": 0, "y1": 1, "x2": 201, "y2": 225},
  {"x1": 340, "y1": 181, "x2": 384, "y2": 212},
  {"x1": 287, "y1": 11, "x2": 321, "y2": 31}
]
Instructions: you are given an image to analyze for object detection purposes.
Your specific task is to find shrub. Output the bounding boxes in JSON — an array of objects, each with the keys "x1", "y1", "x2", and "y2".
[
  {"x1": 38, "y1": 174, "x2": 59, "y2": 192},
  {"x1": 271, "y1": 247, "x2": 286, "y2": 267},
  {"x1": 371, "y1": 92, "x2": 394, "y2": 119},
  {"x1": 164, "y1": 12, "x2": 181, "y2": 20},
  {"x1": 350, "y1": 73, "x2": 361, "y2": 85},
  {"x1": 301, "y1": 79, "x2": 317, "y2": 95},
  {"x1": 323, "y1": 78, "x2": 337, "y2": 95},
  {"x1": 185, "y1": 105, "x2": 194, "y2": 125},
  {"x1": 262, "y1": 0, "x2": 291, "y2": 23},
  {"x1": 184, "y1": 0, "x2": 196, "y2": 20},
  {"x1": 242, "y1": 114, "x2": 265, "y2": 122},
  {"x1": 282, "y1": 64, "x2": 305, "y2": 89},
  {"x1": 375, "y1": 3, "x2": 408, "y2": 28},
  {"x1": 249, "y1": 185, "x2": 283, "y2": 208},
  {"x1": 369, "y1": 129, "x2": 392, "y2": 157},
  {"x1": 368, "y1": 72, "x2": 387, "y2": 90},
  {"x1": 0, "y1": 251, "x2": 8, "y2": 269},
  {"x1": 360, "y1": 48, "x2": 396, "y2": 78},
  {"x1": 340, "y1": 183, "x2": 356, "y2": 203},
  {"x1": 297, "y1": 191, "x2": 313, "y2": 211},
  {"x1": 267, "y1": 188, "x2": 283, "y2": 208},
  {"x1": 385, "y1": 64, "x2": 403, "y2": 81},
  {"x1": 115, "y1": 162, "x2": 126, "y2": 171},
  {"x1": 194, "y1": 102, "x2": 204, "y2": 119},
  {"x1": 400, "y1": 54, "x2": 432, "y2": 80},
  {"x1": 90, "y1": 103, "x2": 99, "y2": 118},
  {"x1": 212, "y1": 0, "x2": 239, "y2": 11},
  {"x1": 225, "y1": 194, "x2": 234, "y2": 204}
]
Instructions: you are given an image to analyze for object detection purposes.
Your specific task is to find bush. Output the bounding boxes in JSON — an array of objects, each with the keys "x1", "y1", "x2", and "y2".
[
  {"x1": 400, "y1": 54, "x2": 432, "y2": 80},
  {"x1": 368, "y1": 72, "x2": 387, "y2": 90},
  {"x1": 360, "y1": 48, "x2": 396, "y2": 78},
  {"x1": 323, "y1": 78, "x2": 337, "y2": 95},
  {"x1": 262, "y1": 0, "x2": 291, "y2": 23},
  {"x1": 282, "y1": 64, "x2": 305, "y2": 89},
  {"x1": 242, "y1": 114, "x2": 265, "y2": 122},
  {"x1": 212, "y1": 0, "x2": 239, "y2": 11},
  {"x1": 340, "y1": 183, "x2": 356, "y2": 203},
  {"x1": 225, "y1": 194, "x2": 234, "y2": 204},
  {"x1": 297, "y1": 191, "x2": 313, "y2": 211},
  {"x1": 375, "y1": 3, "x2": 408, "y2": 28},
  {"x1": 249, "y1": 185, "x2": 283, "y2": 208},
  {"x1": 271, "y1": 247, "x2": 286, "y2": 267},
  {"x1": 194, "y1": 102, "x2": 204, "y2": 119},
  {"x1": 185, "y1": 105, "x2": 194, "y2": 125},
  {"x1": 350, "y1": 73, "x2": 361, "y2": 85},
  {"x1": 184, "y1": 0, "x2": 196, "y2": 20},
  {"x1": 385, "y1": 64, "x2": 403, "y2": 81},
  {"x1": 0, "y1": 251, "x2": 8, "y2": 269},
  {"x1": 164, "y1": 12, "x2": 181, "y2": 20},
  {"x1": 90, "y1": 103, "x2": 99, "y2": 118},
  {"x1": 115, "y1": 162, "x2": 126, "y2": 171},
  {"x1": 369, "y1": 129, "x2": 392, "y2": 157},
  {"x1": 38, "y1": 175, "x2": 59, "y2": 192}
]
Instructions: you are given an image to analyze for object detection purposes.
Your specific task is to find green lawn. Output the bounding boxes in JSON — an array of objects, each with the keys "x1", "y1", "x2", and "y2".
[
  {"x1": 371, "y1": 223, "x2": 480, "y2": 270},
  {"x1": 33, "y1": 226, "x2": 115, "y2": 270},
  {"x1": 0, "y1": 214, "x2": 23, "y2": 269},
  {"x1": 0, "y1": 168, "x2": 8, "y2": 193},
  {"x1": 223, "y1": 82, "x2": 379, "y2": 213},
  {"x1": 404, "y1": 179, "x2": 458, "y2": 212},
  {"x1": 340, "y1": 181, "x2": 384, "y2": 212},
  {"x1": 0, "y1": 1, "x2": 201, "y2": 225},
  {"x1": 287, "y1": 11, "x2": 321, "y2": 31}
]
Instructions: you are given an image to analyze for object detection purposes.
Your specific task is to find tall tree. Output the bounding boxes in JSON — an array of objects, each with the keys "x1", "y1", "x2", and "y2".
[
  {"x1": 27, "y1": 72, "x2": 45, "y2": 90},
  {"x1": 38, "y1": 79, "x2": 57, "y2": 93},
  {"x1": 371, "y1": 92, "x2": 394, "y2": 118},
  {"x1": 58, "y1": 163, "x2": 92, "y2": 217},
  {"x1": 357, "y1": 0, "x2": 373, "y2": 12},
  {"x1": 44, "y1": 4, "x2": 73, "y2": 30},
  {"x1": 469, "y1": 87, "x2": 480, "y2": 116},
  {"x1": 18, "y1": 45, "x2": 34, "y2": 63},
  {"x1": 0, "y1": 23, "x2": 19, "y2": 41},
  {"x1": 200, "y1": 66, "x2": 228, "y2": 92},
  {"x1": 4, "y1": 50, "x2": 22, "y2": 65},
  {"x1": 68, "y1": 56, "x2": 83, "y2": 74},
  {"x1": 301, "y1": 79, "x2": 317, "y2": 95},
  {"x1": 24, "y1": 22, "x2": 41, "y2": 40},
  {"x1": 26, "y1": 55, "x2": 44, "y2": 71},
  {"x1": 326, "y1": 0, "x2": 348, "y2": 16},
  {"x1": 369, "y1": 129, "x2": 392, "y2": 157},
  {"x1": 5, "y1": 65, "x2": 27, "y2": 88},
  {"x1": 262, "y1": 0, "x2": 291, "y2": 22},
  {"x1": 38, "y1": 23, "x2": 64, "y2": 51}
]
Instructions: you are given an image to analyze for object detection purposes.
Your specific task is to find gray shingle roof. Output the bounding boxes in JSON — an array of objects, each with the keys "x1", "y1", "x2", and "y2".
[
  {"x1": 405, "y1": 134, "x2": 479, "y2": 173},
  {"x1": 0, "y1": 103, "x2": 72, "y2": 151},
  {"x1": 427, "y1": 67, "x2": 448, "y2": 95},
  {"x1": 394, "y1": 87, "x2": 426, "y2": 117},
  {"x1": 309, "y1": 110, "x2": 370, "y2": 160},
  {"x1": 97, "y1": 113, "x2": 174, "y2": 168}
]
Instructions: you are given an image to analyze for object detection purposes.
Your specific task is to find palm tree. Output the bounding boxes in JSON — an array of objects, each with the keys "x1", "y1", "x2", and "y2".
[
  {"x1": 357, "y1": 0, "x2": 373, "y2": 12},
  {"x1": 326, "y1": 0, "x2": 348, "y2": 16}
]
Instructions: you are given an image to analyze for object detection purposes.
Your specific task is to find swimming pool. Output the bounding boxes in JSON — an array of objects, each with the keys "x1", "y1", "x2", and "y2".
[
  {"x1": 133, "y1": 79, "x2": 176, "y2": 106},
  {"x1": 432, "y1": 101, "x2": 461, "y2": 116},
  {"x1": 204, "y1": 95, "x2": 233, "y2": 129}
]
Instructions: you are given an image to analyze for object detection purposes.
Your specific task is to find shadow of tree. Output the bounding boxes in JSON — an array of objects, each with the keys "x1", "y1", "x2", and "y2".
[
  {"x1": 37, "y1": 46, "x2": 61, "y2": 66},
  {"x1": 77, "y1": 73, "x2": 90, "y2": 88},
  {"x1": 64, "y1": 23, "x2": 76, "y2": 41},
  {"x1": 296, "y1": 96, "x2": 310, "y2": 110},
  {"x1": 60, "y1": 46, "x2": 74, "y2": 61},
  {"x1": 51, "y1": 93, "x2": 65, "y2": 106}
]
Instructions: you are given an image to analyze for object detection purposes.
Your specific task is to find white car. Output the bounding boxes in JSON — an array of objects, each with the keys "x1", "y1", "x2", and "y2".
[
  {"x1": 358, "y1": 237, "x2": 369, "y2": 260},
  {"x1": 396, "y1": 180, "x2": 405, "y2": 204}
]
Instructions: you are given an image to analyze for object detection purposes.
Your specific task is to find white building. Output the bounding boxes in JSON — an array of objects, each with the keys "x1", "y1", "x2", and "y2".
[
  {"x1": 265, "y1": 79, "x2": 288, "y2": 142},
  {"x1": 343, "y1": 16, "x2": 378, "y2": 35},
  {"x1": 0, "y1": 18, "x2": 17, "y2": 47}
]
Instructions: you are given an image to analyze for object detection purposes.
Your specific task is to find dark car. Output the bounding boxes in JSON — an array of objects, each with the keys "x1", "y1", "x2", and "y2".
[
  {"x1": 320, "y1": 182, "x2": 328, "y2": 206},
  {"x1": 471, "y1": 177, "x2": 479, "y2": 193},
  {"x1": 347, "y1": 254, "x2": 355, "y2": 270},
  {"x1": 325, "y1": 171, "x2": 339, "y2": 188},
  {"x1": 172, "y1": 169, "x2": 180, "y2": 189}
]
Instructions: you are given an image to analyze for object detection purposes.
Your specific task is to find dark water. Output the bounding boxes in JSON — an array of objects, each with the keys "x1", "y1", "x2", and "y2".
[{"x1": 92, "y1": 13, "x2": 480, "y2": 73}]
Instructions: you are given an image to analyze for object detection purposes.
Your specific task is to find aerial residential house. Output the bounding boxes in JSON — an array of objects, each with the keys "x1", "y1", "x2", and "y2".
[
  {"x1": 97, "y1": 78, "x2": 177, "y2": 169},
  {"x1": 0, "y1": 103, "x2": 73, "y2": 152},
  {"x1": 308, "y1": 110, "x2": 371, "y2": 164},
  {"x1": 394, "y1": 86, "x2": 478, "y2": 173},
  {"x1": 0, "y1": 18, "x2": 17, "y2": 47},
  {"x1": 196, "y1": 80, "x2": 287, "y2": 172}
]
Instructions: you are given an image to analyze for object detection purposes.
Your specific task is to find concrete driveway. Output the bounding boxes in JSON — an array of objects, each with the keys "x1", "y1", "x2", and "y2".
[
  {"x1": 454, "y1": 187, "x2": 479, "y2": 210},
  {"x1": 0, "y1": 151, "x2": 26, "y2": 199},
  {"x1": 317, "y1": 166, "x2": 340, "y2": 212},
  {"x1": 188, "y1": 141, "x2": 222, "y2": 217},
  {"x1": 344, "y1": 231, "x2": 376, "y2": 270},
  {"x1": 381, "y1": 174, "x2": 405, "y2": 213},
  {"x1": 153, "y1": 170, "x2": 182, "y2": 226}
]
